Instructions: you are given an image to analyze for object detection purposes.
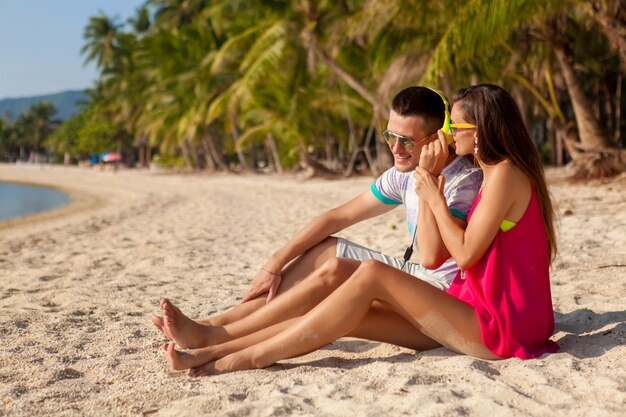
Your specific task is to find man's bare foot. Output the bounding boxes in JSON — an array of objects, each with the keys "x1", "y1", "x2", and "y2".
[
  {"x1": 151, "y1": 297, "x2": 177, "y2": 339},
  {"x1": 150, "y1": 315, "x2": 173, "y2": 341},
  {"x1": 161, "y1": 298, "x2": 217, "y2": 349},
  {"x1": 165, "y1": 343, "x2": 218, "y2": 370}
]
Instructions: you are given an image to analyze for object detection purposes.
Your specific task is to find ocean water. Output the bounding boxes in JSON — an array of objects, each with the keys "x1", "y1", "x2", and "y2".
[{"x1": 0, "y1": 182, "x2": 70, "y2": 221}]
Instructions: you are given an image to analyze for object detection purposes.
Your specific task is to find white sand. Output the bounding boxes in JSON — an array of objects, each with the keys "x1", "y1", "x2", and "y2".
[{"x1": 0, "y1": 163, "x2": 624, "y2": 416}]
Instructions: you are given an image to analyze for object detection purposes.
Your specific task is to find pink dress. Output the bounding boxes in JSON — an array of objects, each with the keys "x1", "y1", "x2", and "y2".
[{"x1": 447, "y1": 187, "x2": 559, "y2": 359}]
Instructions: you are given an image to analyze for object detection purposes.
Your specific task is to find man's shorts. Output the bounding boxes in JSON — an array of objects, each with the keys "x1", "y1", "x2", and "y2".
[{"x1": 336, "y1": 237, "x2": 451, "y2": 291}]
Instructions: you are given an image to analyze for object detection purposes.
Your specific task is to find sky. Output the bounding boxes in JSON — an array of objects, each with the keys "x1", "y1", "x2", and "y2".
[{"x1": 0, "y1": 1, "x2": 147, "y2": 100}]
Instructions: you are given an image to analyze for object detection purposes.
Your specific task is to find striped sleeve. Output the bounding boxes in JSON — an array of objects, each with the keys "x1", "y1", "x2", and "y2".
[
  {"x1": 370, "y1": 167, "x2": 408, "y2": 205},
  {"x1": 445, "y1": 167, "x2": 482, "y2": 221}
]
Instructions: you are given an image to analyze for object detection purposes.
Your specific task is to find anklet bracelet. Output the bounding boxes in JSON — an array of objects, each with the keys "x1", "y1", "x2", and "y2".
[{"x1": 262, "y1": 267, "x2": 281, "y2": 276}]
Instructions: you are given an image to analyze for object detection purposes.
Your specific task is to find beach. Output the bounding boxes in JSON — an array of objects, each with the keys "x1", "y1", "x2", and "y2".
[{"x1": 0, "y1": 163, "x2": 624, "y2": 416}]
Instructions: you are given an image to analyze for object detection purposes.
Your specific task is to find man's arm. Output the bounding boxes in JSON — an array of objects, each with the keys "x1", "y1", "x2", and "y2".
[
  {"x1": 265, "y1": 191, "x2": 394, "y2": 272},
  {"x1": 242, "y1": 190, "x2": 395, "y2": 303}
]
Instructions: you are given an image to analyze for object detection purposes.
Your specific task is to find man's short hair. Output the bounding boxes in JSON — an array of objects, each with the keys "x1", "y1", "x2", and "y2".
[{"x1": 391, "y1": 86, "x2": 446, "y2": 132}]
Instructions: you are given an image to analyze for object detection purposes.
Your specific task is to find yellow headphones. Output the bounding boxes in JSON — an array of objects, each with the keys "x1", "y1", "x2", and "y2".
[{"x1": 425, "y1": 86, "x2": 453, "y2": 144}]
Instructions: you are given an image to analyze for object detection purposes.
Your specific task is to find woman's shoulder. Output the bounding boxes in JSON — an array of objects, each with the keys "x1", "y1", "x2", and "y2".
[
  {"x1": 490, "y1": 160, "x2": 528, "y2": 184},
  {"x1": 487, "y1": 160, "x2": 532, "y2": 219},
  {"x1": 484, "y1": 160, "x2": 531, "y2": 201}
]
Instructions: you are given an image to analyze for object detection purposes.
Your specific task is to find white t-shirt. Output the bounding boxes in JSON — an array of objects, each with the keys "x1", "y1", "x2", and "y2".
[{"x1": 370, "y1": 156, "x2": 483, "y2": 285}]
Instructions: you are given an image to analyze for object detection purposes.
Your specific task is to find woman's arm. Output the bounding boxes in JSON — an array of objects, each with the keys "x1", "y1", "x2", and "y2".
[
  {"x1": 415, "y1": 161, "x2": 524, "y2": 269},
  {"x1": 416, "y1": 132, "x2": 466, "y2": 269}
]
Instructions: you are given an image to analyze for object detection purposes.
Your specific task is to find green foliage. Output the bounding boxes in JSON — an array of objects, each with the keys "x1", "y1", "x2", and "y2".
[
  {"x1": 46, "y1": 112, "x2": 86, "y2": 153},
  {"x1": 77, "y1": 107, "x2": 132, "y2": 154},
  {"x1": 47, "y1": 0, "x2": 623, "y2": 172},
  {"x1": 0, "y1": 101, "x2": 58, "y2": 160},
  {"x1": 152, "y1": 153, "x2": 186, "y2": 169}
]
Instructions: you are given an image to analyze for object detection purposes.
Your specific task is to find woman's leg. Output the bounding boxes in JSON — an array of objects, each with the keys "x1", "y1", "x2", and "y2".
[
  {"x1": 167, "y1": 304, "x2": 441, "y2": 371},
  {"x1": 165, "y1": 318, "x2": 298, "y2": 370},
  {"x1": 199, "y1": 260, "x2": 497, "y2": 374},
  {"x1": 160, "y1": 257, "x2": 361, "y2": 349}
]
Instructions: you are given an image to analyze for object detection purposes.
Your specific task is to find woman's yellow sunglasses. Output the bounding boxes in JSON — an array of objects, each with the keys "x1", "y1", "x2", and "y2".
[{"x1": 449, "y1": 122, "x2": 476, "y2": 136}]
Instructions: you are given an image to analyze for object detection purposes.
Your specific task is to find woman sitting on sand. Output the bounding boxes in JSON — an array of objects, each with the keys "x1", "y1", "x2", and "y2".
[{"x1": 159, "y1": 83, "x2": 559, "y2": 375}]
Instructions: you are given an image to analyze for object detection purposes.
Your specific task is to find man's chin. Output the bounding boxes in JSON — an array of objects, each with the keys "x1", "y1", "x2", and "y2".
[{"x1": 393, "y1": 159, "x2": 417, "y2": 173}]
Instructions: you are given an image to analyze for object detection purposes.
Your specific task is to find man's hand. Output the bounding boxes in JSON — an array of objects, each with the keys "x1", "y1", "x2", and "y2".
[
  {"x1": 241, "y1": 268, "x2": 282, "y2": 304},
  {"x1": 418, "y1": 130, "x2": 449, "y2": 176}
]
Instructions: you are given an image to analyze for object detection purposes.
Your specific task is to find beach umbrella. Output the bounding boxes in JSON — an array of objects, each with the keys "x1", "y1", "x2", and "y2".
[{"x1": 102, "y1": 152, "x2": 122, "y2": 162}]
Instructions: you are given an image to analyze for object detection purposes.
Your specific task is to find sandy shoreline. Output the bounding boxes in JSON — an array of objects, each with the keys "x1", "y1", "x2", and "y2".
[
  {"x1": 0, "y1": 176, "x2": 103, "y2": 232},
  {"x1": 0, "y1": 163, "x2": 624, "y2": 416}
]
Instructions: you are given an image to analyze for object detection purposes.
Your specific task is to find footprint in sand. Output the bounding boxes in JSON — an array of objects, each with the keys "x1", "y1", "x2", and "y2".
[
  {"x1": 47, "y1": 368, "x2": 84, "y2": 385},
  {"x1": 470, "y1": 360, "x2": 501, "y2": 378}
]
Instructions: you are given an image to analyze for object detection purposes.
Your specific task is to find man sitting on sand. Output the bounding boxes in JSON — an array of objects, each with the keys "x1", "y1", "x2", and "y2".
[{"x1": 151, "y1": 86, "x2": 483, "y2": 351}]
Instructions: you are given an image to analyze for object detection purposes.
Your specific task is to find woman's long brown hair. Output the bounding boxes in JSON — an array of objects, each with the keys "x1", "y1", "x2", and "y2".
[{"x1": 453, "y1": 84, "x2": 557, "y2": 262}]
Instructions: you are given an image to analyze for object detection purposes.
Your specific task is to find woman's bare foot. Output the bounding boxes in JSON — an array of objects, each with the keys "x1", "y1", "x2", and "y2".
[
  {"x1": 187, "y1": 352, "x2": 258, "y2": 377},
  {"x1": 164, "y1": 343, "x2": 219, "y2": 370},
  {"x1": 161, "y1": 298, "x2": 217, "y2": 349},
  {"x1": 188, "y1": 362, "x2": 224, "y2": 377}
]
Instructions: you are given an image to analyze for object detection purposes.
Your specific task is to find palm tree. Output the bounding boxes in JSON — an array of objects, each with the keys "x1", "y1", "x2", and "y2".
[
  {"x1": 414, "y1": 0, "x2": 624, "y2": 177},
  {"x1": 72, "y1": 0, "x2": 622, "y2": 178},
  {"x1": 149, "y1": 0, "x2": 210, "y2": 31},
  {"x1": 202, "y1": 0, "x2": 380, "y2": 173},
  {"x1": 588, "y1": 0, "x2": 626, "y2": 71},
  {"x1": 82, "y1": 13, "x2": 122, "y2": 71}
]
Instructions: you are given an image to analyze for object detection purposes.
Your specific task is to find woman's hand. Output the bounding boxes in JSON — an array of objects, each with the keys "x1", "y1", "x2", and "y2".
[
  {"x1": 419, "y1": 130, "x2": 449, "y2": 176},
  {"x1": 414, "y1": 166, "x2": 446, "y2": 206},
  {"x1": 241, "y1": 267, "x2": 282, "y2": 304}
]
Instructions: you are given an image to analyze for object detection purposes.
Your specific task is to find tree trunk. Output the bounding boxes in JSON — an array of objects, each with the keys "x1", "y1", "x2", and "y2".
[
  {"x1": 310, "y1": 37, "x2": 385, "y2": 115},
  {"x1": 590, "y1": 0, "x2": 626, "y2": 72},
  {"x1": 362, "y1": 123, "x2": 378, "y2": 176},
  {"x1": 550, "y1": 24, "x2": 624, "y2": 177},
  {"x1": 513, "y1": 86, "x2": 528, "y2": 126},
  {"x1": 190, "y1": 141, "x2": 202, "y2": 170},
  {"x1": 203, "y1": 126, "x2": 230, "y2": 171},
  {"x1": 297, "y1": 141, "x2": 337, "y2": 178},
  {"x1": 200, "y1": 135, "x2": 217, "y2": 172},
  {"x1": 229, "y1": 113, "x2": 250, "y2": 172},
  {"x1": 181, "y1": 138, "x2": 194, "y2": 170},
  {"x1": 553, "y1": 44, "x2": 613, "y2": 149},
  {"x1": 375, "y1": 131, "x2": 392, "y2": 174},
  {"x1": 615, "y1": 73, "x2": 622, "y2": 146},
  {"x1": 266, "y1": 133, "x2": 283, "y2": 174},
  {"x1": 249, "y1": 142, "x2": 258, "y2": 171}
]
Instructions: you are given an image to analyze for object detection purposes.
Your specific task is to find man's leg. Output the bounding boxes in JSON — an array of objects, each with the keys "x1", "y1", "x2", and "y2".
[
  {"x1": 160, "y1": 256, "x2": 361, "y2": 349},
  {"x1": 151, "y1": 237, "x2": 340, "y2": 339},
  {"x1": 204, "y1": 236, "x2": 340, "y2": 326}
]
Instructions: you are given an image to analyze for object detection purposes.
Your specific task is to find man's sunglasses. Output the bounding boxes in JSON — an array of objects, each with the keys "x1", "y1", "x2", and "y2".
[{"x1": 382, "y1": 130, "x2": 434, "y2": 151}]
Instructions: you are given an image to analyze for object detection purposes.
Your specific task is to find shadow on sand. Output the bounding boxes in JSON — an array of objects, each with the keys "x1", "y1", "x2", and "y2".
[{"x1": 554, "y1": 308, "x2": 625, "y2": 359}]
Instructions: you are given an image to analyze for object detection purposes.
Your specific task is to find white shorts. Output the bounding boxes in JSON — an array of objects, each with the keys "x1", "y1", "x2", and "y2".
[{"x1": 335, "y1": 237, "x2": 451, "y2": 291}]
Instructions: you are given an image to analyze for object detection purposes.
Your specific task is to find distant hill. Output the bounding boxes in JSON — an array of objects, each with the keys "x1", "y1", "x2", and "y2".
[{"x1": 0, "y1": 90, "x2": 90, "y2": 122}]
